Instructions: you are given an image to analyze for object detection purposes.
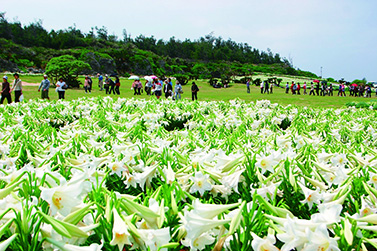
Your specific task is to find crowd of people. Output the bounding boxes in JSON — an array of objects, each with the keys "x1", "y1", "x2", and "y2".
[
  {"x1": 5, "y1": 73, "x2": 374, "y2": 105},
  {"x1": 1, "y1": 73, "x2": 23, "y2": 104},
  {"x1": 0, "y1": 73, "x2": 201, "y2": 104},
  {"x1": 283, "y1": 81, "x2": 375, "y2": 98},
  {"x1": 132, "y1": 77, "x2": 198, "y2": 101},
  {"x1": 244, "y1": 79, "x2": 376, "y2": 99}
]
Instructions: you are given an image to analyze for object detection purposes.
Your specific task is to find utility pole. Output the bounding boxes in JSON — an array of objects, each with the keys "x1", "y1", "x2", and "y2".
[{"x1": 320, "y1": 67, "x2": 323, "y2": 79}]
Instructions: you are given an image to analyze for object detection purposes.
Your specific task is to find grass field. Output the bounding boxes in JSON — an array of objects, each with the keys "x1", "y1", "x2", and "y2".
[{"x1": 2, "y1": 73, "x2": 376, "y2": 108}]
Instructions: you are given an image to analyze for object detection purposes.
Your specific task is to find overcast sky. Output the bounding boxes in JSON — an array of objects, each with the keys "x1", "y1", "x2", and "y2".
[{"x1": 2, "y1": 0, "x2": 377, "y2": 81}]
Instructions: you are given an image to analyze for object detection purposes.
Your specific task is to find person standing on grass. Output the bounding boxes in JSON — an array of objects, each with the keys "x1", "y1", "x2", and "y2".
[
  {"x1": 297, "y1": 83, "x2": 301, "y2": 95},
  {"x1": 153, "y1": 78, "x2": 162, "y2": 99},
  {"x1": 98, "y1": 73, "x2": 104, "y2": 91},
  {"x1": 56, "y1": 77, "x2": 67, "y2": 99},
  {"x1": 11, "y1": 73, "x2": 22, "y2": 102},
  {"x1": 246, "y1": 80, "x2": 250, "y2": 93},
  {"x1": 38, "y1": 74, "x2": 50, "y2": 100},
  {"x1": 84, "y1": 76, "x2": 91, "y2": 93},
  {"x1": 132, "y1": 80, "x2": 138, "y2": 95},
  {"x1": 366, "y1": 85, "x2": 372, "y2": 98},
  {"x1": 109, "y1": 76, "x2": 116, "y2": 94},
  {"x1": 104, "y1": 75, "x2": 110, "y2": 94},
  {"x1": 285, "y1": 82, "x2": 289, "y2": 94},
  {"x1": 145, "y1": 79, "x2": 152, "y2": 95},
  {"x1": 164, "y1": 80, "x2": 173, "y2": 98},
  {"x1": 88, "y1": 75, "x2": 93, "y2": 93},
  {"x1": 328, "y1": 83, "x2": 333, "y2": 96},
  {"x1": 264, "y1": 81, "x2": 269, "y2": 94},
  {"x1": 191, "y1": 81, "x2": 199, "y2": 101},
  {"x1": 1, "y1": 76, "x2": 12, "y2": 104},
  {"x1": 260, "y1": 81, "x2": 264, "y2": 94},
  {"x1": 303, "y1": 82, "x2": 307, "y2": 95},
  {"x1": 270, "y1": 82, "x2": 273, "y2": 94},
  {"x1": 292, "y1": 82, "x2": 297, "y2": 95},
  {"x1": 114, "y1": 76, "x2": 120, "y2": 95},
  {"x1": 174, "y1": 80, "x2": 183, "y2": 100},
  {"x1": 137, "y1": 80, "x2": 143, "y2": 95}
]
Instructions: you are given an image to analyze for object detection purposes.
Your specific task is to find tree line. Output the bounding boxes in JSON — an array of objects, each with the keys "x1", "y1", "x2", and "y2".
[{"x1": 0, "y1": 12, "x2": 317, "y2": 82}]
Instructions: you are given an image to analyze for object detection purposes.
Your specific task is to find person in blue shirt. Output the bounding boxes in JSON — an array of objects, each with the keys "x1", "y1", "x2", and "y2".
[
  {"x1": 38, "y1": 75, "x2": 50, "y2": 100},
  {"x1": 97, "y1": 73, "x2": 104, "y2": 91}
]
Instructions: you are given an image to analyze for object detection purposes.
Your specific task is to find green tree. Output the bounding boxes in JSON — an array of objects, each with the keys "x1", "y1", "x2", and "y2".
[{"x1": 45, "y1": 55, "x2": 91, "y2": 87}]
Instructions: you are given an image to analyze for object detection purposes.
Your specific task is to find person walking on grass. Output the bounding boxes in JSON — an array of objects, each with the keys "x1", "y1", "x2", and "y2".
[
  {"x1": 38, "y1": 74, "x2": 50, "y2": 100},
  {"x1": 137, "y1": 80, "x2": 143, "y2": 95},
  {"x1": 246, "y1": 80, "x2": 250, "y2": 93},
  {"x1": 315, "y1": 82, "x2": 319, "y2": 96},
  {"x1": 153, "y1": 78, "x2": 162, "y2": 99},
  {"x1": 328, "y1": 84, "x2": 333, "y2": 96},
  {"x1": 11, "y1": 73, "x2": 22, "y2": 102},
  {"x1": 297, "y1": 83, "x2": 301, "y2": 95},
  {"x1": 191, "y1": 81, "x2": 199, "y2": 101},
  {"x1": 104, "y1": 75, "x2": 110, "y2": 94},
  {"x1": 264, "y1": 81, "x2": 269, "y2": 94},
  {"x1": 285, "y1": 82, "x2": 289, "y2": 94},
  {"x1": 260, "y1": 81, "x2": 264, "y2": 94},
  {"x1": 366, "y1": 85, "x2": 372, "y2": 98},
  {"x1": 174, "y1": 80, "x2": 183, "y2": 100},
  {"x1": 109, "y1": 76, "x2": 116, "y2": 94},
  {"x1": 114, "y1": 76, "x2": 120, "y2": 95},
  {"x1": 164, "y1": 80, "x2": 173, "y2": 98},
  {"x1": 84, "y1": 76, "x2": 91, "y2": 93},
  {"x1": 309, "y1": 82, "x2": 315, "y2": 95},
  {"x1": 56, "y1": 78, "x2": 67, "y2": 99},
  {"x1": 303, "y1": 82, "x2": 307, "y2": 95},
  {"x1": 98, "y1": 73, "x2": 104, "y2": 91},
  {"x1": 1, "y1": 76, "x2": 12, "y2": 104}
]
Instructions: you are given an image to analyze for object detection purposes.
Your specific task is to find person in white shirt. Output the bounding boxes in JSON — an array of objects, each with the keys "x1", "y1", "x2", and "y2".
[
  {"x1": 174, "y1": 80, "x2": 183, "y2": 100},
  {"x1": 56, "y1": 78, "x2": 67, "y2": 99},
  {"x1": 11, "y1": 73, "x2": 22, "y2": 102}
]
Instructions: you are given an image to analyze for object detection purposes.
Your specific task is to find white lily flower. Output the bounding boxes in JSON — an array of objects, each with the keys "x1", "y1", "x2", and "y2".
[
  {"x1": 302, "y1": 224, "x2": 340, "y2": 251},
  {"x1": 40, "y1": 182, "x2": 85, "y2": 216},
  {"x1": 255, "y1": 154, "x2": 278, "y2": 174},
  {"x1": 189, "y1": 171, "x2": 212, "y2": 196},
  {"x1": 251, "y1": 232, "x2": 280, "y2": 251},
  {"x1": 136, "y1": 227, "x2": 170, "y2": 251},
  {"x1": 110, "y1": 209, "x2": 132, "y2": 251},
  {"x1": 298, "y1": 182, "x2": 321, "y2": 210}
]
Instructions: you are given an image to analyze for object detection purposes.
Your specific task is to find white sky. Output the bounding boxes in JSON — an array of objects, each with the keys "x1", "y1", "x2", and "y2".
[{"x1": 2, "y1": 0, "x2": 377, "y2": 81}]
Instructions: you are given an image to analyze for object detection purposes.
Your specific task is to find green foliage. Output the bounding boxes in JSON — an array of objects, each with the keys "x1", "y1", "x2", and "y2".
[
  {"x1": 352, "y1": 79, "x2": 367, "y2": 85},
  {"x1": 0, "y1": 13, "x2": 321, "y2": 79},
  {"x1": 45, "y1": 55, "x2": 91, "y2": 87}
]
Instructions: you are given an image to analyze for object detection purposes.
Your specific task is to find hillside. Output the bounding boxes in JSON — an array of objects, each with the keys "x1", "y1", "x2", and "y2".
[{"x1": 0, "y1": 13, "x2": 318, "y2": 81}]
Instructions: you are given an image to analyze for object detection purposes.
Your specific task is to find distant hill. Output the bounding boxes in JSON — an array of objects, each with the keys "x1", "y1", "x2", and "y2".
[{"x1": 0, "y1": 12, "x2": 317, "y2": 81}]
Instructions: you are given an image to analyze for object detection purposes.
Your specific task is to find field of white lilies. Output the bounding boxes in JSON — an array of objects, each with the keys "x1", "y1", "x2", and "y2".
[{"x1": 1, "y1": 97, "x2": 377, "y2": 251}]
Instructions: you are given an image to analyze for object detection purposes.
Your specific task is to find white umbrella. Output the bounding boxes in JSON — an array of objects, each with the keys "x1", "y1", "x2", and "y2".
[
  {"x1": 144, "y1": 76, "x2": 153, "y2": 82},
  {"x1": 128, "y1": 75, "x2": 140, "y2": 80}
]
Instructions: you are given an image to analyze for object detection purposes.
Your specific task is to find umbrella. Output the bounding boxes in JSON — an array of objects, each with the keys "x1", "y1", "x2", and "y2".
[
  {"x1": 150, "y1": 75, "x2": 158, "y2": 79},
  {"x1": 128, "y1": 75, "x2": 140, "y2": 80},
  {"x1": 351, "y1": 83, "x2": 358, "y2": 87},
  {"x1": 144, "y1": 76, "x2": 153, "y2": 82},
  {"x1": 313, "y1": 79, "x2": 320, "y2": 83}
]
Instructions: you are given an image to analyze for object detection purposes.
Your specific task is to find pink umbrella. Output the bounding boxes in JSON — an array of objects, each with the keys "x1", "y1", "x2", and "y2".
[
  {"x1": 150, "y1": 75, "x2": 158, "y2": 79},
  {"x1": 313, "y1": 79, "x2": 320, "y2": 83}
]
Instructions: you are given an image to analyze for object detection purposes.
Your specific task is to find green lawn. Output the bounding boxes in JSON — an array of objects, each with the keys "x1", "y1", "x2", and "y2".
[{"x1": 2, "y1": 74, "x2": 375, "y2": 108}]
